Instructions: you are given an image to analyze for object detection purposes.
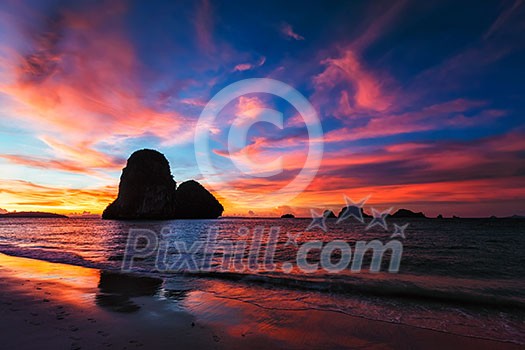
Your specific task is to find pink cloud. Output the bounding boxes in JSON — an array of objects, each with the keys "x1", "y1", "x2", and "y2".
[
  {"x1": 236, "y1": 96, "x2": 266, "y2": 119},
  {"x1": 233, "y1": 56, "x2": 266, "y2": 72},
  {"x1": 349, "y1": 1, "x2": 408, "y2": 52},
  {"x1": 315, "y1": 49, "x2": 391, "y2": 112},
  {"x1": 321, "y1": 99, "x2": 502, "y2": 142},
  {"x1": 280, "y1": 22, "x2": 304, "y2": 41},
  {"x1": 194, "y1": 0, "x2": 215, "y2": 53}
]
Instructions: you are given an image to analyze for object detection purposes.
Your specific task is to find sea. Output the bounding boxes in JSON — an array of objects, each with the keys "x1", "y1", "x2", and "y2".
[{"x1": 0, "y1": 217, "x2": 524, "y2": 345}]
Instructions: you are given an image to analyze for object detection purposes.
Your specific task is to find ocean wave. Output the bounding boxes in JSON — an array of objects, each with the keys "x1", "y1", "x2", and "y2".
[
  {"x1": 184, "y1": 270, "x2": 525, "y2": 311},
  {"x1": 2, "y1": 243, "x2": 524, "y2": 312},
  {"x1": 0, "y1": 244, "x2": 103, "y2": 269}
]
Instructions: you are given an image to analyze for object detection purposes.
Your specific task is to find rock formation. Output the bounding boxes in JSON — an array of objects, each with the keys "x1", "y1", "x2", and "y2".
[
  {"x1": 337, "y1": 206, "x2": 372, "y2": 219},
  {"x1": 389, "y1": 209, "x2": 427, "y2": 218},
  {"x1": 0, "y1": 211, "x2": 68, "y2": 218},
  {"x1": 103, "y1": 150, "x2": 177, "y2": 220},
  {"x1": 174, "y1": 180, "x2": 224, "y2": 219},
  {"x1": 324, "y1": 210, "x2": 337, "y2": 218},
  {"x1": 281, "y1": 213, "x2": 295, "y2": 218},
  {"x1": 102, "y1": 149, "x2": 223, "y2": 220}
]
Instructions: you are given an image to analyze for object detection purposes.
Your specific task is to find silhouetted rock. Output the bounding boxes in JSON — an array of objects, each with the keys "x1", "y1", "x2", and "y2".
[
  {"x1": 103, "y1": 149, "x2": 177, "y2": 220},
  {"x1": 103, "y1": 150, "x2": 224, "y2": 220},
  {"x1": 437, "y1": 214, "x2": 443, "y2": 219},
  {"x1": 389, "y1": 209, "x2": 427, "y2": 219},
  {"x1": 174, "y1": 180, "x2": 224, "y2": 219},
  {"x1": 0, "y1": 211, "x2": 68, "y2": 218},
  {"x1": 324, "y1": 210, "x2": 337, "y2": 218},
  {"x1": 337, "y1": 206, "x2": 372, "y2": 219},
  {"x1": 281, "y1": 213, "x2": 295, "y2": 218},
  {"x1": 452, "y1": 215, "x2": 460, "y2": 219}
]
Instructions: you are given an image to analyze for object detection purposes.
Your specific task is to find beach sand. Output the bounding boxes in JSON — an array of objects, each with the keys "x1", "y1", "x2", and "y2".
[{"x1": 0, "y1": 252, "x2": 520, "y2": 349}]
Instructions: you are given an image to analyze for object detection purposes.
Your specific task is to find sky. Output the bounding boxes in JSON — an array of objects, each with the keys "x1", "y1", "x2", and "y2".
[{"x1": 0, "y1": 0, "x2": 524, "y2": 217}]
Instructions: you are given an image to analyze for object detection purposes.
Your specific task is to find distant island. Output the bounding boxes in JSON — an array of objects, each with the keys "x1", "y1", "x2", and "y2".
[
  {"x1": 324, "y1": 210, "x2": 337, "y2": 218},
  {"x1": 281, "y1": 213, "x2": 295, "y2": 218},
  {"x1": 388, "y1": 209, "x2": 427, "y2": 219},
  {"x1": 0, "y1": 211, "x2": 68, "y2": 219},
  {"x1": 508, "y1": 214, "x2": 525, "y2": 219},
  {"x1": 102, "y1": 149, "x2": 224, "y2": 220},
  {"x1": 336, "y1": 207, "x2": 427, "y2": 219},
  {"x1": 337, "y1": 206, "x2": 372, "y2": 219}
]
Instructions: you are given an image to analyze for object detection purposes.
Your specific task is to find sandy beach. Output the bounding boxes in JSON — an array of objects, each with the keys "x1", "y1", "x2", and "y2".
[{"x1": 0, "y1": 252, "x2": 521, "y2": 350}]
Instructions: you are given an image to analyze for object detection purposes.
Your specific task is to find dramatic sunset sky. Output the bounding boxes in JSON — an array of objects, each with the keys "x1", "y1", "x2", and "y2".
[{"x1": 0, "y1": 0, "x2": 524, "y2": 217}]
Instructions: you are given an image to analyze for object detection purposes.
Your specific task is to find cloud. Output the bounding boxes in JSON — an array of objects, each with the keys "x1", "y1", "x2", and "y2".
[
  {"x1": 0, "y1": 154, "x2": 101, "y2": 174},
  {"x1": 194, "y1": 0, "x2": 215, "y2": 53},
  {"x1": 0, "y1": 179, "x2": 117, "y2": 214},
  {"x1": 210, "y1": 127, "x2": 525, "y2": 215},
  {"x1": 0, "y1": 134, "x2": 126, "y2": 175},
  {"x1": 233, "y1": 56, "x2": 266, "y2": 72},
  {"x1": 408, "y1": 1, "x2": 525, "y2": 99},
  {"x1": 236, "y1": 96, "x2": 266, "y2": 119},
  {"x1": 316, "y1": 130, "x2": 525, "y2": 189},
  {"x1": 0, "y1": 1, "x2": 193, "y2": 174},
  {"x1": 483, "y1": 0, "x2": 523, "y2": 40},
  {"x1": 280, "y1": 22, "x2": 304, "y2": 41},
  {"x1": 314, "y1": 49, "x2": 393, "y2": 114},
  {"x1": 349, "y1": 0, "x2": 408, "y2": 51},
  {"x1": 322, "y1": 99, "x2": 503, "y2": 142}
]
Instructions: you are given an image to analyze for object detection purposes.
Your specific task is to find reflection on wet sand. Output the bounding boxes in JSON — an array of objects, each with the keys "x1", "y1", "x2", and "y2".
[
  {"x1": 96, "y1": 271, "x2": 162, "y2": 312},
  {"x1": 0, "y1": 252, "x2": 100, "y2": 308},
  {"x1": 177, "y1": 278, "x2": 523, "y2": 349}
]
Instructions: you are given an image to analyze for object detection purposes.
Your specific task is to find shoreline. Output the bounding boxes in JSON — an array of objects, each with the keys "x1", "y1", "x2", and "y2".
[{"x1": 0, "y1": 252, "x2": 522, "y2": 349}]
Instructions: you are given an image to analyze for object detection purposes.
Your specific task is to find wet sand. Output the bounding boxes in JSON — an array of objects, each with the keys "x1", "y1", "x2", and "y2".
[{"x1": 0, "y1": 253, "x2": 521, "y2": 349}]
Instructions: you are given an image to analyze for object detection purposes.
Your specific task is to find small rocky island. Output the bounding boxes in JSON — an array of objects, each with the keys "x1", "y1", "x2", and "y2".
[
  {"x1": 389, "y1": 209, "x2": 427, "y2": 218},
  {"x1": 102, "y1": 149, "x2": 223, "y2": 220},
  {"x1": 324, "y1": 210, "x2": 337, "y2": 218},
  {"x1": 0, "y1": 212, "x2": 68, "y2": 219},
  {"x1": 280, "y1": 213, "x2": 295, "y2": 218},
  {"x1": 337, "y1": 206, "x2": 372, "y2": 219}
]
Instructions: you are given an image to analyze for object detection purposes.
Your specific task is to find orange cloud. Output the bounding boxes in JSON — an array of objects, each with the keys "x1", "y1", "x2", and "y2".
[
  {"x1": 0, "y1": 154, "x2": 98, "y2": 174},
  {"x1": 0, "y1": 179, "x2": 117, "y2": 214}
]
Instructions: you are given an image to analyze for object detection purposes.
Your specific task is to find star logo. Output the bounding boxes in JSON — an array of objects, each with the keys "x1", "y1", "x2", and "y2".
[
  {"x1": 285, "y1": 231, "x2": 301, "y2": 247},
  {"x1": 306, "y1": 209, "x2": 328, "y2": 232},
  {"x1": 366, "y1": 207, "x2": 392, "y2": 231},
  {"x1": 391, "y1": 223, "x2": 409, "y2": 239},
  {"x1": 336, "y1": 195, "x2": 371, "y2": 224}
]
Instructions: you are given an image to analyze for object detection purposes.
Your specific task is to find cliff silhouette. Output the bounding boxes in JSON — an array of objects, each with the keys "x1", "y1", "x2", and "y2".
[{"x1": 102, "y1": 149, "x2": 223, "y2": 220}]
